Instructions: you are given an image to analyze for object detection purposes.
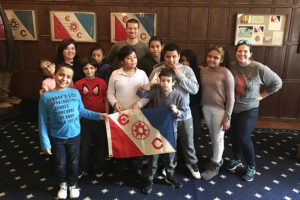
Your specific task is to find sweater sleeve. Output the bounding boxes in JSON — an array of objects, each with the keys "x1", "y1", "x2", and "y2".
[
  {"x1": 258, "y1": 63, "x2": 282, "y2": 94},
  {"x1": 136, "y1": 72, "x2": 150, "y2": 108},
  {"x1": 223, "y1": 69, "x2": 235, "y2": 123},
  {"x1": 38, "y1": 95, "x2": 51, "y2": 150},
  {"x1": 136, "y1": 87, "x2": 153, "y2": 99},
  {"x1": 107, "y1": 71, "x2": 118, "y2": 107},
  {"x1": 174, "y1": 93, "x2": 188, "y2": 120},
  {"x1": 176, "y1": 66, "x2": 199, "y2": 95}
]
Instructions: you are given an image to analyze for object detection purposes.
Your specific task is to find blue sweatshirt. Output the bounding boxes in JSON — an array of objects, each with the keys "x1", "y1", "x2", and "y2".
[{"x1": 38, "y1": 88, "x2": 100, "y2": 150}]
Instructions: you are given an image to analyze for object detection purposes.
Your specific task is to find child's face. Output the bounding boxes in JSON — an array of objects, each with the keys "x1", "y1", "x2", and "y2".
[
  {"x1": 180, "y1": 55, "x2": 190, "y2": 66},
  {"x1": 54, "y1": 67, "x2": 73, "y2": 90},
  {"x1": 63, "y1": 43, "x2": 76, "y2": 60},
  {"x1": 160, "y1": 75, "x2": 175, "y2": 93},
  {"x1": 123, "y1": 51, "x2": 137, "y2": 69},
  {"x1": 92, "y1": 49, "x2": 105, "y2": 63},
  {"x1": 206, "y1": 50, "x2": 223, "y2": 68},
  {"x1": 149, "y1": 40, "x2": 163, "y2": 58},
  {"x1": 83, "y1": 64, "x2": 96, "y2": 79},
  {"x1": 41, "y1": 61, "x2": 55, "y2": 75},
  {"x1": 164, "y1": 50, "x2": 180, "y2": 68}
]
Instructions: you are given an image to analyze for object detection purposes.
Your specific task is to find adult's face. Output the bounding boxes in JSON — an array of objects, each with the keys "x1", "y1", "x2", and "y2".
[
  {"x1": 235, "y1": 44, "x2": 252, "y2": 66},
  {"x1": 63, "y1": 43, "x2": 76, "y2": 61},
  {"x1": 126, "y1": 23, "x2": 139, "y2": 40}
]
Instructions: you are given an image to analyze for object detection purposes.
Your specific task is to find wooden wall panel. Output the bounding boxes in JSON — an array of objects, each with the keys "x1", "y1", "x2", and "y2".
[
  {"x1": 231, "y1": 0, "x2": 251, "y2": 4},
  {"x1": 151, "y1": 7, "x2": 169, "y2": 38},
  {"x1": 264, "y1": 46, "x2": 287, "y2": 77},
  {"x1": 290, "y1": 8, "x2": 300, "y2": 42},
  {"x1": 169, "y1": 7, "x2": 189, "y2": 40},
  {"x1": 209, "y1": 7, "x2": 229, "y2": 40},
  {"x1": 275, "y1": 0, "x2": 294, "y2": 4},
  {"x1": 253, "y1": 0, "x2": 273, "y2": 4},
  {"x1": 0, "y1": 0, "x2": 299, "y2": 119},
  {"x1": 259, "y1": 91, "x2": 282, "y2": 118},
  {"x1": 278, "y1": 82, "x2": 300, "y2": 119},
  {"x1": 37, "y1": 4, "x2": 52, "y2": 36},
  {"x1": 286, "y1": 45, "x2": 300, "y2": 79},
  {"x1": 190, "y1": 7, "x2": 209, "y2": 40}
]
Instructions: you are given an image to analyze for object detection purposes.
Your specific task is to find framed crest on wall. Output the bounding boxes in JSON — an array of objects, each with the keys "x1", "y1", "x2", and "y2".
[
  {"x1": 110, "y1": 12, "x2": 156, "y2": 43},
  {"x1": 0, "y1": 10, "x2": 37, "y2": 41},
  {"x1": 50, "y1": 11, "x2": 96, "y2": 42}
]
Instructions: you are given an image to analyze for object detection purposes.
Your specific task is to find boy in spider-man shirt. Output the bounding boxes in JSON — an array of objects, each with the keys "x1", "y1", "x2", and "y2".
[{"x1": 75, "y1": 58, "x2": 109, "y2": 178}]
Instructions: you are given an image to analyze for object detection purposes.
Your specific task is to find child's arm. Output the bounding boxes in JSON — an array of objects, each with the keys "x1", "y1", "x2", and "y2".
[
  {"x1": 142, "y1": 71, "x2": 160, "y2": 89},
  {"x1": 38, "y1": 96, "x2": 52, "y2": 154},
  {"x1": 171, "y1": 93, "x2": 188, "y2": 120},
  {"x1": 170, "y1": 104, "x2": 179, "y2": 115}
]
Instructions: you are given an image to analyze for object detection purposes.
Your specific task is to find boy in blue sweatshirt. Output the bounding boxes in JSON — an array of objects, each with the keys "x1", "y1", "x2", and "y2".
[{"x1": 38, "y1": 64, "x2": 106, "y2": 199}]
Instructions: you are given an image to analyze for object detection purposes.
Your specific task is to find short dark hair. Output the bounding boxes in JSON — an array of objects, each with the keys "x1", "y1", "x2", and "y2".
[
  {"x1": 55, "y1": 63, "x2": 73, "y2": 74},
  {"x1": 159, "y1": 68, "x2": 175, "y2": 81},
  {"x1": 126, "y1": 18, "x2": 139, "y2": 28},
  {"x1": 163, "y1": 43, "x2": 180, "y2": 56},
  {"x1": 81, "y1": 57, "x2": 97, "y2": 69},
  {"x1": 117, "y1": 46, "x2": 136, "y2": 61},
  {"x1": 90, "y1": 43, "x2": 105, "y2": 56},
  {"x1": 149, "y1": 36, "x2": 163, "y2": 46}
]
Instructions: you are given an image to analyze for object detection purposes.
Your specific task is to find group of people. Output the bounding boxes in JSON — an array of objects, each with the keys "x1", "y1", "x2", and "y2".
[{"x1": 38, "y1": 18, "x2": 282, "y2": 199}]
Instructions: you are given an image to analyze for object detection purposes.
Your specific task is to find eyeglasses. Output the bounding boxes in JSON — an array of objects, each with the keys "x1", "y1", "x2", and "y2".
[
  {"x1": 45, "y1": 63, "x2": 54, "y2": 69},
  {"x1": 238, "y1": 40, "x2": 252, "y2": 46}
]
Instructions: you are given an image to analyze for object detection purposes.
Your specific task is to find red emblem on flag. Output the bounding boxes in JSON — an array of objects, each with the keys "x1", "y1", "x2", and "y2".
[
  {"x1": 118, "y1": 114, "x2": 129, "y2": 125},
  {"x1": 132, "y1": 120, "x2": 150, "y2": 140}
]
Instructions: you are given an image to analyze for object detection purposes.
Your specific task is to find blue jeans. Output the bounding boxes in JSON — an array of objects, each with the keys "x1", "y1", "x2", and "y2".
[
  {"x1": 230, "y1": 107, "x2": 258, "y2": 167},
  {"x1": 50, "y1": 134, "x2": 80, "y2": 186}
]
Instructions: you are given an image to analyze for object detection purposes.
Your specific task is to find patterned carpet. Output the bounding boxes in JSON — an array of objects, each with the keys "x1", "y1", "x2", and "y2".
[{"x1": 0, "y1": 118, "x2": 299, "y2": 200}]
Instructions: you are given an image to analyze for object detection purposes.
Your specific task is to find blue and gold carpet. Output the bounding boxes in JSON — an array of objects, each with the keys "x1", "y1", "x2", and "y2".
[{"x1": 0, "y1": 118, "x2": 299, "y2": 200}]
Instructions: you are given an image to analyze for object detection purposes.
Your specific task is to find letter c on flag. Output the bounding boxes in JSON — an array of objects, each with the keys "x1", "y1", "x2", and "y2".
[
  {"x1": 152, "y1": 137, "x2": 163, "y2": 149},
  {"x1": 118, "y1": 114, "x2": 129, "y2": 126}
]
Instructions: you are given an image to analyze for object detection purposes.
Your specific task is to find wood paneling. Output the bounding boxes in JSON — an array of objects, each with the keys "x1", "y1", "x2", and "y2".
[
  {"x1": 209, "y1": 7, "x2": 229, "y2": 40},
  {"x1": 278, "y1": 82, "x2": 300, "y2": 118},
  {"x1": 190, "y1": 7, "x2": 209, "y2": 40},
  {"x1": 286, "y1": 45, "x2": 300, "y2": 79},
  {"x1": 0, "y1": 0, "x2": 299, "y2": 120}
]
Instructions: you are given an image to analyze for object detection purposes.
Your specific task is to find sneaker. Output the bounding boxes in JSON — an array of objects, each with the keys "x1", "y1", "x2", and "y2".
[
  {"x1": 186, "y1": 164, "x2": 201, "y2": 179},
  {"x1": 201, "y1": 160, "x2": 223, "y2": 180},
  {"x1": 57, "y1": 182, "x2": 67, "y2": 199},
  {"x1": 226, "y1": 159, "x2": 243, "y2": 171},
  {"x1": 78, "y1": 171, "x2": 88, "y2": 179},
  {"x1": 162, "y1": 161, "x2": 177, "y2": 177},
  {"x1": 69, "y1": 185, "x2": 80, "y2": 199},
  {"x1": 142, "y1": 180, "x2": 153, "y2": 194},
  {"x1": 165, "y1": 175, "x2": 182, "y2": 189},
  {"x1": 95, "y1": 170, "x2": 104, "y2": 178},
  {"x1": 242, "y1": 166, "x2": 256, "y2": 182}
]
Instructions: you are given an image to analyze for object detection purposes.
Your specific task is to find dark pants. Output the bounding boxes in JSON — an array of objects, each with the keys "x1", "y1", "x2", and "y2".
[
  {"x1": 80, "y1": 119, "x2": 108, "y2": 172},
  {"x1": 230, "y1": 107, "x2": 258, "y2": 167},
  {"x1": 146, "y1": 152, "x2": 176, "y2": 181},
  {"x1": 50, "y1": 134, "x2": 80, "y2": 186}
]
